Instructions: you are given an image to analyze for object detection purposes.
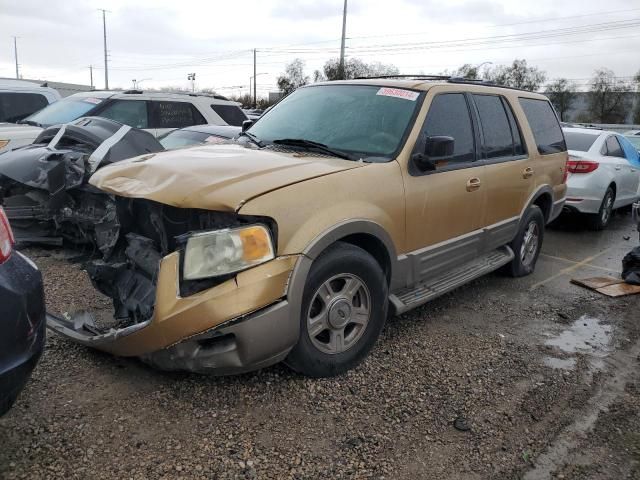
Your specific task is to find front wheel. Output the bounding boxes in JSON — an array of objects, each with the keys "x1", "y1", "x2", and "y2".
[
  {"x1": 505, "y1": 205, "x2": 545, "y2": 277},
  {"x1": 285, "y1": 242, "x2": 388, "y2": 377}
]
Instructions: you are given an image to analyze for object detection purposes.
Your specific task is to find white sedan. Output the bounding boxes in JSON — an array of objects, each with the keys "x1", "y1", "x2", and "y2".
[{"x1": 562, "y1": 127, "x2": 640, "y2": 230}]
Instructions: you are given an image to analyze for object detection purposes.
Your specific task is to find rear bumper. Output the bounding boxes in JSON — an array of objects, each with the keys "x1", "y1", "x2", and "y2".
[{"x1": 0, "y1": 251, "x2": 46, "y2": 416}]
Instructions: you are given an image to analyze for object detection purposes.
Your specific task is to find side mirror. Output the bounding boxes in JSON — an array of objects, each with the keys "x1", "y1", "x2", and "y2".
[
  {"x1": 412, "y1": 135, "x2": 455, "y2": 172},
  {"x1": 425, "y1": 135, "x2": 455, "y2": 158},
  {"x1": 242, "y1": 119, "x2": 254, "y2": 132}
]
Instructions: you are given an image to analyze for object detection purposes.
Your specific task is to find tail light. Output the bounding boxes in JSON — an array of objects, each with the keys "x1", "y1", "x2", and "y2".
[
  {"x1": 567, "y1": 158, "x2": 599, "y2": 174},
  {"x1": 0, "y1": 206, "x2": 15, "y2": 264}
]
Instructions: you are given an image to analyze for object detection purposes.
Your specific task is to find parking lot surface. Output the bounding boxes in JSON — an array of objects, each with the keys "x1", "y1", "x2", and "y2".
[{"x1": 1, "y1": 211, "x2": 639, "y2": 480}]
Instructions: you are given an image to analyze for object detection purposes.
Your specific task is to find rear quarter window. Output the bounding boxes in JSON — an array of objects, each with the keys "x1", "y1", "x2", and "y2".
[
  {"x1": 211, "y1": 104, "x2": 248, "y2": 127},
  {"x1": 518, "y1": 98, "x2": 566, "y2": 155}
]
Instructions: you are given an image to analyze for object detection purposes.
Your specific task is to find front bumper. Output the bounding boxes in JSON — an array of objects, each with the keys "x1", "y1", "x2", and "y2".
[
  {"x1": 0, "y1": 251, "x2": 46, "y2": 415},
  {"x1": 47, "y1": 253, "x2": 302, "y2": 374}
]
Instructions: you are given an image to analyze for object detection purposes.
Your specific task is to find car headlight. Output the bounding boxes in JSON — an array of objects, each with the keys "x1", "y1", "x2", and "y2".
[
  {"x1": 183, "y1": 225, "x2": 275, "y2": 280},
  {"x1": 0, "y1": 140, "x2": 9, "y2": 149}
]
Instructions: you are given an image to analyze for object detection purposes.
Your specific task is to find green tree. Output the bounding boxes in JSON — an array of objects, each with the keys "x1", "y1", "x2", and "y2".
[
  {"x1": 484, "y1": 59, "x2": 546, "y2": 91},
  {"x1": 276, "y1": 59, "x2": 309, "y2": 95},
  {"x1": 545, "y1": 79, "x2": 577, "y2": 121},
  {"x1": 587, "y1": 68, "x2": 633, "y2": 124}
]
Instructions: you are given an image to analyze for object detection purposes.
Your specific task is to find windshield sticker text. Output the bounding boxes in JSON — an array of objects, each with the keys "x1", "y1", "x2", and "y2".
[{"x1": 376, "y1": 88, "x2": 419, "y2": 101}]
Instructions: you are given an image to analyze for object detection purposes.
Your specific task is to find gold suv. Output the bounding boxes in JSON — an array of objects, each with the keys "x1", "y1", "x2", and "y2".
[{"x1": 47, "y1": 78, "x2": 568, "y2": 377}]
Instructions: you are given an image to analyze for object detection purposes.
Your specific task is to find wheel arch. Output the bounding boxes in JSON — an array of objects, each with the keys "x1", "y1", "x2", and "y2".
[{"x1": 522, "y1": 186, "x2": 554, "y2": 223}]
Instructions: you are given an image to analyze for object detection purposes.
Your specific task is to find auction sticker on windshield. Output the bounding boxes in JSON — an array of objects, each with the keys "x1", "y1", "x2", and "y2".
[
  {"x1": 376, "y1": 87, "x2": 419, "y2": 101},
  {"x1": 82, "y1": 98, "x2": 103, "y2": 105}
]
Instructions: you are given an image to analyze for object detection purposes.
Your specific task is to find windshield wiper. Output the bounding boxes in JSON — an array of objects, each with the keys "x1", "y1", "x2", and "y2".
[
  {"x1": 17, "y1": 119, "x2": 43, "y2": 127},
  {"x1": 239, "y1": 131, "x2": 263, "y2": 147},
  {"x1": 272, "y1": 138, "x2": 353, "y2": 160}
]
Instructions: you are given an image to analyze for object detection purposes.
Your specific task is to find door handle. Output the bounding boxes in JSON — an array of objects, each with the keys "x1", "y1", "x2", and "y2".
[
  {"x1": 466, "y1": 177, "x2": 481, "y2": 192},
  {"x1": 615, "y1": 166, "x2": 622, "y2": 171},
  {"x1": 523, "y1": 167, "x2": 534, "y2": 179}
]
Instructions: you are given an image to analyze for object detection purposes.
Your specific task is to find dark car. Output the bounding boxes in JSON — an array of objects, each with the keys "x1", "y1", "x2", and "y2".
[
  {"x1": 0, "y1": 206, "x2": 46, "y2": 415},
  {"x1": 159, "y1": 124, "x2": 241, "y2": 150}
]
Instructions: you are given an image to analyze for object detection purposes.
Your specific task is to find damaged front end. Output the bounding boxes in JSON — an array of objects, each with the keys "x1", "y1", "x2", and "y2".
[
  {"x1": 47, "y1": 198, "x2": 301, "y2": 374},
  {"x1": 0, "y1": 117, "x2": 163, "y2": 256}
]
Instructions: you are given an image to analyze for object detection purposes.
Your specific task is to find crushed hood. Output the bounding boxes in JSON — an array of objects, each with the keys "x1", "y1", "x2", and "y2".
[{"x1": 90, "y1": 143, "x2": 365, "y2": 211}]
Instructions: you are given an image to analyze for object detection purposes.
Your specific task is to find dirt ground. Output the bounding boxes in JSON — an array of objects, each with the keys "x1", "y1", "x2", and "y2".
[{"x1": 1, "y1": 210, "x2": 639, "y2": 479}]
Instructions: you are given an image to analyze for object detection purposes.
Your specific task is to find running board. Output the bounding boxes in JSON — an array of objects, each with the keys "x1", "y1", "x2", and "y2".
[{"x1": 390, "y1": 246, "x2": 514, "y2": 315}]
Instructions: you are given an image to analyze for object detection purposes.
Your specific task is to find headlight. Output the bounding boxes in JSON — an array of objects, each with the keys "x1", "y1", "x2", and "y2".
[
  {"x1": 183, "y1": 225, "x2": 275, "y2": 280},
  {"x1": 0, "y1": 140, "x2": 9, "y2": 149}
]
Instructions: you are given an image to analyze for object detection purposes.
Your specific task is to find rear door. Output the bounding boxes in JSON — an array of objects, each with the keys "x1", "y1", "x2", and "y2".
[
  {"x1": 602, "y1": 135, "x2": 638, "y2": 204},
  {"x1": 471, "y1": 93, "x2": 531, "y2": 250},
  {"x1": 96, "y1": 99, "x2": 150, "y2": 130}
]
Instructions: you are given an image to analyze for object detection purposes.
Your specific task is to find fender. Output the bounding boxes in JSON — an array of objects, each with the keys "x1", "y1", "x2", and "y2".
[{"x1": 520, "y1": 185, "x2": 560, "y2": 224}]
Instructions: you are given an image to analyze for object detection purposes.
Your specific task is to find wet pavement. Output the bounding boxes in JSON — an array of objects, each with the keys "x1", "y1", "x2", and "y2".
[{"x1": 1, "y1": 209, "x2": 639, "y2": 479}]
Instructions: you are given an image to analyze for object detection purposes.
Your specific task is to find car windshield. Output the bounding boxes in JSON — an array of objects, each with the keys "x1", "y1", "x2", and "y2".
[
  {"x1": 563, "y1": 131, "x2": 600, "y2": 152},
  {"x1": 248, "y1": 84, "x2": 422, "y2": 160},
  {"x1": 160, "y1": 130, "x2": 219, "y2": 149},
  {"x1": 24, "y1": 96, "x2": 104, "y2": 127}
]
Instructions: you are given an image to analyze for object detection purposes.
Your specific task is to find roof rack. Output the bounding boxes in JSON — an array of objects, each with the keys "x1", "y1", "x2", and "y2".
[
  {"x1": 352, "y1": 74, "x2": 535, "y2": 93},
  {"x1": 120, "y1": 89, "x2": 230, "y2": 101}
]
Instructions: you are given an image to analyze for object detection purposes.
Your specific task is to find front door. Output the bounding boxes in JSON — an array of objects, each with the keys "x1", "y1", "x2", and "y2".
[{"x1": 402, "y1": 91, "x2": 486, "y2": 282}]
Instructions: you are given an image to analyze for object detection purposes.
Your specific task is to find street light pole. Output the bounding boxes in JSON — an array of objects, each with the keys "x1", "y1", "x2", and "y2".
[
  {"x1": 339, "y1": 0, "x2": 347, "y2": 80},
  {"x1": 99, "y1": 9, "x2": 109, "y2": 90},
  {"x1": 253, "y1": 48, "x2": 257, "y2": 108}
]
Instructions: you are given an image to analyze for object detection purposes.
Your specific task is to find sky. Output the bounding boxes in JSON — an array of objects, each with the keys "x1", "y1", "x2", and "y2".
[{"x1": 0, "y1": 0, "x2": 638, "y2": 96}]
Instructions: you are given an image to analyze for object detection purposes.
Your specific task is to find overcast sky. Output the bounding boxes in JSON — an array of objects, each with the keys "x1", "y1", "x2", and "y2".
[{"x1": 0, "y1": 0, "x2": 638, "y2": 95}]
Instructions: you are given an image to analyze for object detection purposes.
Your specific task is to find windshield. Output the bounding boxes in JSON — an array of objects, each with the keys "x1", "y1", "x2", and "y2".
[
  {"x1": 248, "y1": 84, "x2": 422, "y2": 159},
  {"x1": 563, "y1": 131, "x2": 599, "y2": 152},
  {"x1": 24, "y1": 96, "x2": 104, "y2": 127},
  {"x1": 160, "y1": 130, "x2": 224, "y2": 149}
]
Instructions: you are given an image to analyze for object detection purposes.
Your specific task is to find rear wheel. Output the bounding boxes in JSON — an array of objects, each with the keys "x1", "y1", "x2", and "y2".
[
  {"x1": 286, "y1": 242, "x2": 388, "y2": 377},
  {"x1": 505, "y1": 205, "x2": 545, "y2": 277},
  {"x1": 587, "y1": 187, "x2": 615, "y2": 231}
]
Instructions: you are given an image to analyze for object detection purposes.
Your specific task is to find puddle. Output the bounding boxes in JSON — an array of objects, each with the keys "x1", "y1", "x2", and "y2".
[{"x1": 543, "y1": 316, "x2": 613, "y2": 370}]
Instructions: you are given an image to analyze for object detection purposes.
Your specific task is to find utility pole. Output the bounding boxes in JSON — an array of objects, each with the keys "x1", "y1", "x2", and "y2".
[
  {"x1": 339, "y1": 0, "x2": 347, "y2": 80},
  {"x1": 253, "y1": 48, "x2": 257, "y2": 108},
  {"x1": 13, "y1": 36, "x2": 19, "y2": 79},
  {"x1": 89, "y1": 65, "x2": 94, "y2": 89},
  {"x1": 99, "y1": 9, "x2": 109, "y2": 90}
]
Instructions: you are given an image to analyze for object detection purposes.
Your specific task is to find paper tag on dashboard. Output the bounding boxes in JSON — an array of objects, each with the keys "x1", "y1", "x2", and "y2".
[{"x1": 376, "y1": 87, "x2": 419, "y2": 101}]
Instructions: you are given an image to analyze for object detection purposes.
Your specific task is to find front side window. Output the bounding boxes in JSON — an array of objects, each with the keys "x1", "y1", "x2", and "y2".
[
  {"x1": 417, "y1": 93, "x2": 475, "y2": 168},
  {"x1": 473, "y1": 94, "x2": 514, "y2": 159},
  {"x1": 24, "y1": 96, "x2": 104, "y2": 127},
  {"x1": 0, "y1": 92, "x2": 49, "y2": 122},
  {"x1": 99, "y1": 100, "x2": 148, "y2": 128},
  {"x1": 248, "y1": 85, "x2": 422, "y2": 159},
  {"x1": 518, "y1": 98, "x2": 566, "y2": 154}
]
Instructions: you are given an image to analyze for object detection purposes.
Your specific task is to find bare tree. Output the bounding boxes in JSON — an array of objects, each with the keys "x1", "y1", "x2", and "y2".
[
  {"x1": 587, "y1": 68, "x2": 633, "y2": 123},
  {"x1": 322, "y1": 58, "x2": 399, "y2": 81},
  {"x1": 545, "y1": 79, "x2": 577, "y2": 121},
  {"x1": 484, "y1": 59, "x2": 546, "y2": 91},
  {"x1": 276, "y1": 59, "x2": 309, "y2": 95}
]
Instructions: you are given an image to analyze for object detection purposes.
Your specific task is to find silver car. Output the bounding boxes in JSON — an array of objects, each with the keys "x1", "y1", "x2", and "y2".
[{"x1": 563, "y1": 127, "x2": 640, "y2": 230}]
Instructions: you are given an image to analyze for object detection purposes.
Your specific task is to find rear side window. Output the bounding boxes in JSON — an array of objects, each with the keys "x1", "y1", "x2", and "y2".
[
  {"x1": 420, "y1": 93, "x2": 475, "y2": 167},
  {"x1": 473, "y1": 94, "x2": 516, "y2": 159},
  {"x1": 564, "y1": 132, "x2": 599, "y2": 152},
  {"x1": 603, "y1": 135, "x2": 625, "y2": 158},
  {"x1": 99, "y1": 100, "x2": 149, "y2": 128},
  {"x1": 518, "y1": 98, "x2": 566, "y2": 154},
  {"x1": 0, "y1": 92, "x2": 49, "y2": 122},
  {"x1": 152, "y1": 101, "x2": 205, "y2": 129},
  {"x1": 211, "y1": 104, "x2": 248, "y2": 127}
]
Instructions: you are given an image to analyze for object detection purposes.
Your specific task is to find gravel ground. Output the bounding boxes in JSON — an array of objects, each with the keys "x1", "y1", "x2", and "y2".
[{"x1": 1, "y1": 213, "x2": 639, "y2": 479}]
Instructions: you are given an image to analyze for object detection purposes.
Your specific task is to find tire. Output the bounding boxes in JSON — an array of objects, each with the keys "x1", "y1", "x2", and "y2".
[
  {"x1": 586, "y1": 187, "x2": 615, "y2": 231},
  {"x1": 285, "y1": 242, "x2": 388, "y2": 377},
  {"x1": 505, "y1": 205, "x2": 545, "y2": 277}
]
